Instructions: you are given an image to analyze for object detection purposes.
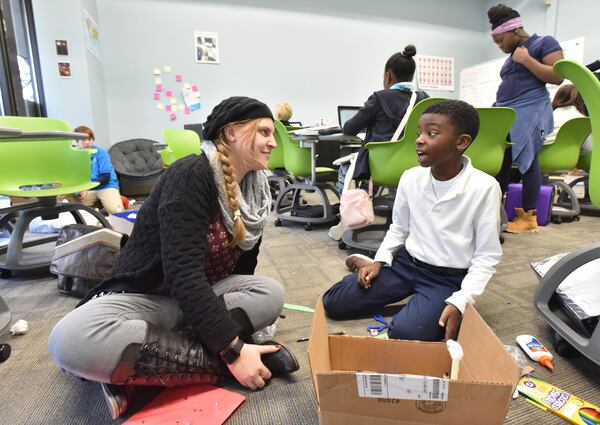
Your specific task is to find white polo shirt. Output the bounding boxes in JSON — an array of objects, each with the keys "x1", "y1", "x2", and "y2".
[{"x1": 373, "y1": 156, "x2": 502, "y2": 313}]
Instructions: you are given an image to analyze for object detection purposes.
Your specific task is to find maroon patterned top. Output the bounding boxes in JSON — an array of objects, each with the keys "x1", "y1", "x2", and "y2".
[{"x1": 204, "y1": 213, "x2": 241, "y2": 284}]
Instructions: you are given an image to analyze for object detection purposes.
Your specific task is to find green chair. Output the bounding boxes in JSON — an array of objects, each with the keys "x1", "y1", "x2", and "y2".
[
  {"x1": 159, "y1": 129, "x2": 202, "y2": 167},
  {"x1": 272, "y1": 120, "x2": 339, "y2": 230},
  {"x1": 0, "y1": 116, "x2": 109, "y2": 277},
  {"x1": 340, "y1": 97, "x2": 444, "y2": 254},
  {"x1": 534, "y1": 59, "x2": 600, "y2": 367},
  {"x1": 267, "y1": 126, "x2": 293, "y2": 206},
  {"x1": 466, "y1": 107, "x2": 515, "y2": 176},
  {"x1": 538, "y1": 117, "x2": 591, "y2": 222}
]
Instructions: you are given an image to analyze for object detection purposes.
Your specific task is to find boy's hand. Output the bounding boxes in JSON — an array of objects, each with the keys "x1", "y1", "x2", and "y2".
[
  {"x1": 357, "y1": 262, "x2": 383, "y2": 289},
  {"x1": 438, "y1": 304, "x2": 462, "y2": 341}
]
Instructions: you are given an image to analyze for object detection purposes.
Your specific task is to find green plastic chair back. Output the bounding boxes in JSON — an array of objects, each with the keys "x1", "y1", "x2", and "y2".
[
  {"x1": 466, "y1": 107, "x2": 515, "y2": 176},
  {"x1": 0, "y1": 116, "x2": 98, "y2": 197},
  {"x1": 365, "y1": 97, "x2": 444, "y2": 188},
  {"x1": 554, "y1": 60, "x2": 600, "y2": 205},
  {"x1": 273, "y1": 120, "x2": 334, "y2": 177},
  {"x1": 577, "y1": 153, "x2": 592, "y2": 170},
  {"x1": 157, "y1": 147, "x2": 175, "y2": 167},
  {"x1": 538, "y1": 117, "x2": 591, "y2": 173},
  {"x1": 269, "y1": 122, "x2": 287, "y2": 170},
  {"x1": 161, "y1": 129, "x2": 202, "y2": 166}
]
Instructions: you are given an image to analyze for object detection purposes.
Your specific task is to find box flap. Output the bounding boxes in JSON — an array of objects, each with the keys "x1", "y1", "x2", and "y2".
[
  {"x1": 458, "y1": 305, "x2": 521, "y2": 388},
  {"x1": 308, "y1": 296, "x2": 331, "y2": 405}
]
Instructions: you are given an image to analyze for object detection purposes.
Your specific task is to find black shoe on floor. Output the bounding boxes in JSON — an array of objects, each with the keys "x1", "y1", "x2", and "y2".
[
  {"x1": 261, "y1": 341, "x2": 300, "y2": 375},
  {"x1": 100, "y1": 383, "x2": 128, "y2": 420}
]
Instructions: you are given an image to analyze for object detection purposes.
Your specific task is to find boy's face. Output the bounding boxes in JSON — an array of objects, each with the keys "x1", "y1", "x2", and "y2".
[
  {"x1": 416, "y1": 113, "x2": 470, "y2": 171},
  {"x1": 77, "y1": 137, "x2": 94, "y2": 149}
]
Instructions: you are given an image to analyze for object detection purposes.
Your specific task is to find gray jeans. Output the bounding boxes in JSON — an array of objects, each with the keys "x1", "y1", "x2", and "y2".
[{"x1": 48, "y1": 274, "x2": 284, "y2": 383}]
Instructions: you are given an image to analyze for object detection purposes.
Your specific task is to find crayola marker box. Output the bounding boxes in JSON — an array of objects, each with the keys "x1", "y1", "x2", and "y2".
[{"x1": 518, "y1": 374, "x2": 600, "y2": 424}]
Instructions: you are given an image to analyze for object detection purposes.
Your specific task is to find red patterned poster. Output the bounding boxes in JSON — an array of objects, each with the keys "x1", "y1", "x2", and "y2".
[{"x1": 416, "y1": 55, "x2": 454, "y2": 91}]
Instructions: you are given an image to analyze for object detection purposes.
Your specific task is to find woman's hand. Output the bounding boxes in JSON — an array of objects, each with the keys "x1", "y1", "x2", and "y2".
[
  {"x1": 357, "y1": 262, "x2": 383, "y2": 289},
  {"x1": 227, "y1": 342, "x2": 280, "y2": 390},
  {"x1": 512, "y1": 46, "x2": 531, "y2": 65}
]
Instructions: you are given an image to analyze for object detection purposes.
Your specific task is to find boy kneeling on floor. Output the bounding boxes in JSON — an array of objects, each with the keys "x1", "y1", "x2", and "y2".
[{"x1": 323, "y1": 100, "x2": 502, "y2": 341}]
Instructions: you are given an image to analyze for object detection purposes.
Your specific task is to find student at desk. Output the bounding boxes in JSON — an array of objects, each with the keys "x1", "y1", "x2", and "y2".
[{"x1": 340, "y1": 44, "x2": 429, "y2": 186}]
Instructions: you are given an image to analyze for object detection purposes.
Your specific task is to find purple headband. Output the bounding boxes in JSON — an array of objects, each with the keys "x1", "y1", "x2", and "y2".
[{"x1": 490, "y1": 17, "x2": 523, "y2": 36}]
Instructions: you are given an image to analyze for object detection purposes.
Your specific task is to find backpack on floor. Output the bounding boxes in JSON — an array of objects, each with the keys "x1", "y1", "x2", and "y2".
[{"x1": 49, "y1": 224, "x2": 127, "y2": 298}]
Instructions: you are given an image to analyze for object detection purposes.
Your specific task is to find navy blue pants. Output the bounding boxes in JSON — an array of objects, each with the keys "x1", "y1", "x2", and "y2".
[{"x1": 323, "y1": 247, "x2": 465, "y2": 341}]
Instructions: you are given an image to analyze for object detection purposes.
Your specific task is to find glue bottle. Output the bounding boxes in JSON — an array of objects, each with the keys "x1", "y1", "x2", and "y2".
[{"x1": 516, "y1": 335, "x2": 554, "y2": 371}]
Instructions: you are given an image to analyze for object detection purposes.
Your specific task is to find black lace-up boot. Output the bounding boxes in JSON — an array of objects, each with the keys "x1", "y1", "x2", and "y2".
[{"x1": 101, "y1": 323, "x2": 229, "y2": 419}]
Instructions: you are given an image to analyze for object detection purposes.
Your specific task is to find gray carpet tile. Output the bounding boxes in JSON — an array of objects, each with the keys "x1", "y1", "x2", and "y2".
[{"x1": 1, "y1": 214, "x2": 600, "y2": 424}]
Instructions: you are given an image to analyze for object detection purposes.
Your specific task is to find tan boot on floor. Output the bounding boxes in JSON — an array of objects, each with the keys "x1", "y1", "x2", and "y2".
[{"x1": 506, "y1": 208, "x2": 539, "y2": 234}]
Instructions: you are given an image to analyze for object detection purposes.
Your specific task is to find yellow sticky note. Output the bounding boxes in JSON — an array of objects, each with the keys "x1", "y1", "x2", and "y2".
[
  {"x1": 156, "y1": 103, "x2": 164, "y2": 110},
  {"x1": 154, "y1": 77, "x2": 162, "y2": 85},
  {"x1": 164, "y1": 65, "x2": 172, "y2": 72},
  {"x1": 183, "y1": 83, "x2": 191, "y2": 89},
  {"x1": 172, "y1": 105, "x2": 178, "y2": 112},
  {"x1": 153, "y1": 68, "x2": 161, "y2": 76},
  {"x1": 170, "y1": 98, "x2": 177, "y2": 105}
]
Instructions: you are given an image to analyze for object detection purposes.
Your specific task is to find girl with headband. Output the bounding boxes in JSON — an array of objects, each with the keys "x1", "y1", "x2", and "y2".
[
  {"x1": 488, "y1": 3, "x2": 564, "y2": 234},
  {"x1": 48, "y1": 96, "x2": 299, "y2": 419}
]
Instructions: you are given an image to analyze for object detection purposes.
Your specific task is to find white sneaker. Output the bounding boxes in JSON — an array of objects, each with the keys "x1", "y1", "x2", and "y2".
[
  {"x1": 345, "y1": 253, "x2": 374, "y2": 272},
  {"x1": 328, "y1": 222, "x2": 344, "y2": 241}
]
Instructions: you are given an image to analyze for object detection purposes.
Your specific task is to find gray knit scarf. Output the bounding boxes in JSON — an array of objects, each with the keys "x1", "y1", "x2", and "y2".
[{"x1": 201, "y1": 141, "x2": 271, "y2": 251}]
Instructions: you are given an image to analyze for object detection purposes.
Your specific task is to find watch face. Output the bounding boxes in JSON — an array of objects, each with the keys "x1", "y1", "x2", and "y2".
[{"x1": 222, "y1": 339, "x2": 243, "y2": 364}]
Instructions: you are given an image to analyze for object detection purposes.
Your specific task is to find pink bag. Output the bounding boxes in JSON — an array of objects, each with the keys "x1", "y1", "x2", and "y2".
[{"x1": 340, "y1": 178, "x2": 374, "y2": 230}]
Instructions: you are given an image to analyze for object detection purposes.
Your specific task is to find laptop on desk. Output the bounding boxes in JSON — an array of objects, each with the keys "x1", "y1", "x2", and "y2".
[{"x1": 337, "y1": 105, "x2": 364, "y2": 145}]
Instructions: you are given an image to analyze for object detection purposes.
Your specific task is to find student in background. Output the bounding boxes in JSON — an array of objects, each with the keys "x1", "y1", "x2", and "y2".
[
  {"x1": 488, "y1": 4, "x2": 564, "y2": 234},
  {"x1": 72, "y1": 125, "x2": 124, "y2": 214},
  {"x1": 340, "y1": 45, "x2": 428, "y2": 188},
  {"x1": 324, "y1": 100, "x2": 502, "y2": 342},
  {"x1": 274, "y1": 101, "x2": 293, "y2": 126},
  {"x1": 548, "y1": 84, "x2": 592, "y2": 156},
  {"x1": 49, "y1": 98, "x2": 299, "y2": 420}
]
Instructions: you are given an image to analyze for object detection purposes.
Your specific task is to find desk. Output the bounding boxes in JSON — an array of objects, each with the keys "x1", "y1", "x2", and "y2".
[
  {"x1": 292, "y1": 132, "x2": 360, "y2": 184},
  {"x1": 0, "y1": 128, "x2": 23, "y2": 138},
  {"x1": 0, "y1": 130, "x2": 89, "y2": 142}
]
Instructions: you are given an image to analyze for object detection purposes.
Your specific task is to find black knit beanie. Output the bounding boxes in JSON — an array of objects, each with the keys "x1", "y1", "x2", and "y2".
[{"x1": 202, "y1": 96, "x2": 273, "y2": 142}]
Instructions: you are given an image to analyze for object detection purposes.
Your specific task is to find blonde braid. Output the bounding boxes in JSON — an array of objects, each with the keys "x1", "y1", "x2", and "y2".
[{"x1": 215, "y1": 138, "x2": 246, "y2": 246}]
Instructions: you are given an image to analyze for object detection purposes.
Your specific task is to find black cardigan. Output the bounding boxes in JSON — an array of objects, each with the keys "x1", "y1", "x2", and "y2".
[{"x1": 80, "y1": 154, "x2": 260, "y2": 355}]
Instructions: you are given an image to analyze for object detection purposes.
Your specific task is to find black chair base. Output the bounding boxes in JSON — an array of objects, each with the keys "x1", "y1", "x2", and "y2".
[{"x1": 273, "y1": 181, "x2": 339, "y2": 231}]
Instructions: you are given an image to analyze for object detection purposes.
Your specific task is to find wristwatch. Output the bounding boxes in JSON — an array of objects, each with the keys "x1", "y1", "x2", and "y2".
[{"x1": 219, "y1": 337, "x2": 244, "y2": 364}]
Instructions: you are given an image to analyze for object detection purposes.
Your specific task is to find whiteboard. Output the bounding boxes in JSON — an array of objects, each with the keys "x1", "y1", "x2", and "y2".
[
  {"x1": 460, "y1": 37, "x2": 586, "y2": 107},
  {"x1": 459, "y1": 57, "x2": 504, "y2": 107}
]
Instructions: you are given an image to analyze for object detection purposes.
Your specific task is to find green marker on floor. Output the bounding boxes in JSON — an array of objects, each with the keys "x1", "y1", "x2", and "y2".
[{"x1": 283, "y1": 303, "x2": 315, "y2": 313}]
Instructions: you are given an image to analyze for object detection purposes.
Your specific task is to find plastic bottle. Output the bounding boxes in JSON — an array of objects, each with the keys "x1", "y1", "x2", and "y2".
[{"x1": 516, "y1": 335, "x2": 554, "y2": 371}]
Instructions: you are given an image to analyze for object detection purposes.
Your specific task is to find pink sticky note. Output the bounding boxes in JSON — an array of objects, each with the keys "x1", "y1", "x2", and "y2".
[
  {"x1": 155, "y1": 84, "x2": 162, "y2": 92},
  {"x1": 175, "y1": 74, "x2": 182, "y2": 82},
  {"x1": 153, "y1": 93, "x2": 160, "y2": 100},
  {"x1": 184, "y1": 107, "x2": 191, "y2": 115},
  {"x1": 169, "y1": 113, "x2": 177, "y2": 121},
  {"x1": 191, "y1": 85, "x2": 198, "y2": 92},
  {"x1": 166, "y1": 90, "x2": 172, "y2": 97},
  {"x1": 165, "y1": 104, "x2": 172, "y2": 112}
]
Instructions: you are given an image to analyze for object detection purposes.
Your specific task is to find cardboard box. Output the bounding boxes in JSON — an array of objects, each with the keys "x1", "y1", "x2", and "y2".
[{"x1": 308, "y1": 298, "x2": 522, "y2": 425}]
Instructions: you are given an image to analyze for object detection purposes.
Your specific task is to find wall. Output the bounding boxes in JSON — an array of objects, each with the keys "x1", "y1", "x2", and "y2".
[
  {"x1": 32, "y1": 0, "x2": 111, "y2": 147},
  {"x1": 96, "y1": 0, "x2": 488, "y2": 142}
]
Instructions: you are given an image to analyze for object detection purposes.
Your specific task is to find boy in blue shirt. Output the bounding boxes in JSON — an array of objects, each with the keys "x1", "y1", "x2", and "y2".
[
  {"x1": 73, "y1": 126, "x2": 124, "y2": 214},
  {"x1": 324, "y1": 100, "x2": 502, "y2": 341}
]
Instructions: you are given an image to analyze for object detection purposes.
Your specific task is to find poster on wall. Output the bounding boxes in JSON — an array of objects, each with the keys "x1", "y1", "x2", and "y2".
[
  {"x1": 194, "y1": 31, "x2": 219, "y2": 64},
  {"x1": 58, "y1": 61, "x2": 71, "y2": 78},
  {"x1": 55, "y1": 40, "x2": 69, "y2": 56},
  {"x1": 416, "y1": 55, "x2": 454, "y2": 91},
  {"x1": 83, "y1": 9, "x2": 101, "y2": 60}
]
